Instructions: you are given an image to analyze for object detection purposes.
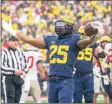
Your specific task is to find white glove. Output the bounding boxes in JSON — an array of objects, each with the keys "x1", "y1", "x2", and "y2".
[
  {"x1": 43, "y1": 81, "x2": 47, "y2": 91},
  {"x1": 101, "y1": 75, "x2": 110, "y2": 81},
  {"x1": 103, "y1": 75, "x2": 110, "y2": 85},
  {"x1": 103, "y1": 79, "x2": 110, "y2": 85},
  {"x1": 2, "y1": 20, "x2": 17, "y2": 37},
  {"x1": 87, "y1": 32, "x2": 103, "y2": 47}
]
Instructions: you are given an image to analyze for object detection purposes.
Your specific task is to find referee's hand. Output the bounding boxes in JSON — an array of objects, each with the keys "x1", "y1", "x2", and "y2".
[
  {"x1": 15, "y1": 70, "x2": 23, "y2": 76},
  {"x1": 21, "y1": 71, "x2": 26, "y2": 78}
]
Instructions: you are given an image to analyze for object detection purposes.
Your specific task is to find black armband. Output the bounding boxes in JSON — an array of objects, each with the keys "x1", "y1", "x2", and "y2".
[
  {"x1": 98, "y1": 52, "x2": 106, "y2": 58},
  {"x1": 37, "y1": 60, "x2": 43, "y2": 64}
]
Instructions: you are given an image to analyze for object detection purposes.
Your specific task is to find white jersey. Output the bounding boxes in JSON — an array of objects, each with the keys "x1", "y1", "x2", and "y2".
[
  {"x1": 104, "y1": 43, "x2": 112, "y2": 63},
  {"x1": 102, "y1": 43, "x2": 112, "y2": 69},
  {"x1": 24, "y1": 51, "x2": 44, "y2": 80},
  {"x1": 101, "y1": 43, "x2": 112, "y2": 83},
  {"x1": 93, "y1": 61, "x2": 101, "y2": 77}
]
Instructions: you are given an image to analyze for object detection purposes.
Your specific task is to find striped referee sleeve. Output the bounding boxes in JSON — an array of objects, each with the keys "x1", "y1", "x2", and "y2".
[
  {"x1": 21, "y1": 51, "x2": 29, "y2": 73},
  {"x1": 1, "y1": 50, "x2": 15, "y2": 75}
]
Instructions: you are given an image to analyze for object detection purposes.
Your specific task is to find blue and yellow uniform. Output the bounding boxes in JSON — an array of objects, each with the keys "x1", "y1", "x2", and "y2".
[
  {"x1": 44, "y1": 34, "x2": 80, "y2": 103},
  {"x1": 73, "y1": 43, "x2": 98, "y2": 103}
]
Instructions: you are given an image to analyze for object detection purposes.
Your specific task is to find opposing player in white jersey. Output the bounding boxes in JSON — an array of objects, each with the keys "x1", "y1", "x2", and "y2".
[
  {"x1": 102, "y1": 42, "x2": 112, "y2": 72},
  {"x1": 20, "y1": 45, "x2": 45, "y2": 103},
  {"x1": 93, "y1": 36, "x2": 111, "y2": 104},
  {"x1": 93, "y1": 59, "x2": 109, "y2": 104},
  {"x1": 101, "y1": 38, "x2": 112, "y2": 102}
]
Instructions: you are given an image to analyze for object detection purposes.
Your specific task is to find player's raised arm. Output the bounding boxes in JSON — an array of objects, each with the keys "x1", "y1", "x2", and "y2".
[
  {"x1": 77, "y1": 21, "x2": 104, "y2": 49},
  {"x1": 2, "y1": 20, "x2": 46, "y2": 49},
  {"x1": 77, "y1": 36, "x2": 94, "y2": 49},
  {"x1": 16, "y1": 33, "x2": 46, "y2": 49}
]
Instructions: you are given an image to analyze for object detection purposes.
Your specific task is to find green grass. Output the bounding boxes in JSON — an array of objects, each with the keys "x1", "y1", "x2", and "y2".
[
  {"x1": 26, "y1": 97, "x2": 48, "y2": 103},
  {"x1": 26, "y1": 100, "x2": 48, "y2": 103},
  {"x1": 26, "y1": 95, "x2": 105, "y2": 103}
]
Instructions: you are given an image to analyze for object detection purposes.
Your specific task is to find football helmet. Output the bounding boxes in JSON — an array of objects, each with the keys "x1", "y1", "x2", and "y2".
[
  {"x1": 100, "y1": 36, "x2": 111, "y2": 43},
  {"x1": 55, "y1": 15, "x2": 74, "y2": 36},
  {"x1": 78, "y1": 26, "x2": 87, "y2": 39},
  {"x1": 78, "y1": 26, "x2": 84, "y2": 34}
]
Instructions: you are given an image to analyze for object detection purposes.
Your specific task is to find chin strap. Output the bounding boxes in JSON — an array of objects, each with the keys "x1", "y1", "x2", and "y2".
[{"x1": 58, "y1": 34, "x2": 72, "y2": 39}]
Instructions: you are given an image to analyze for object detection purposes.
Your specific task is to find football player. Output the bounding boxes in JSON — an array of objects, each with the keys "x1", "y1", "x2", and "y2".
[
  {"x1": 20, "y1": 45, "x2": 45, "y2": 103},
  {"x1": 2, "y1": 15, "x2": 104, "y2": 103},
  {"x1": 73, "y1": 26, "x2": 105, "y2": 103},
  {"x1": 93, "y1": 36, "x2": 111, "y2": 103},
  {"x1": 101, "y1": 36, "x2": 112, "y2": 102}
]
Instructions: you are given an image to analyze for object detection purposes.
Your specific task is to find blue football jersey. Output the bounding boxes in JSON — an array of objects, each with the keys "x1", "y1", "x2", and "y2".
[
  {"x1": 74, "y1": 44, "x2": 98, "y2": 74},
  {"x1": 44, "y1": 34, "x2": 80, "y2": 78}
]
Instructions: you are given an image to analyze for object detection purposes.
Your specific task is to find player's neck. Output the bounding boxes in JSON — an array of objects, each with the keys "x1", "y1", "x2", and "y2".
[{"x1": 58, "y1": 34, "x2": 72, "y2": 39}]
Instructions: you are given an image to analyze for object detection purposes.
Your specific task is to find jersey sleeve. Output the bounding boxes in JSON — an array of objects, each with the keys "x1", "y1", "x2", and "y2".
[
  {"x1": 43, "y1": 35, "x2": 50, "y2": 50},
  {"x1": 91, "y1": 43, "x2": 98, "y2": 48},
  {"x1": 75, "y1": 35, "x2": 81, "y2": 44},
  {"x1": 43, "y1": 35, "x2": 57, "y2": 50},
  {"x1": 21, "y1": 51, "x2": 29, "y2": 73},
  {"x1": 73, "y1": 34, "x2": 81, "y2": 49},
  {"x1": 36, "y1": 53, "x2": 44, "y2": 64}
]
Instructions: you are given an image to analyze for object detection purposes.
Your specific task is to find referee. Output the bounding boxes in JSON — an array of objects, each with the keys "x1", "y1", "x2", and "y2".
[{"x1": 1, "y1": 36, "x2": 29, "y2": 103}]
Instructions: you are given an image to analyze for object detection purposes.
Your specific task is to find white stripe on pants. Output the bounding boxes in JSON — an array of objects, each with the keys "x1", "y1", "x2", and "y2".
[{"x1": 2, "y1": 76, "x2": 7, "y2": 103}]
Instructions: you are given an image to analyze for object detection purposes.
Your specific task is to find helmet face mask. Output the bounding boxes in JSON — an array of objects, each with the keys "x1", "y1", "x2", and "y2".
[
  {"x1": 55, "y1": 20, "x2": 73, "y2": 36},
  {"x1": 55, "y1": 15, "x2": 74, "y2": 36}
]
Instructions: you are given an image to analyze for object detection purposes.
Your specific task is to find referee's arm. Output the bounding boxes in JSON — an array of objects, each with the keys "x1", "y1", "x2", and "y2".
[
  {"x1": 22, "y1": 52, "x2": 29, "y2": 73},
  {"x1": 1, "y1": 50, "x2": 15, "y2": 75}
]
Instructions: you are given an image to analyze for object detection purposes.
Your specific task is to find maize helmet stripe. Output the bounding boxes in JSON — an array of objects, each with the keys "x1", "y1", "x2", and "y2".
[
  {"x1": 58, "y1": 15, "x2": 73, "y2": 24},
  {"x1": 100, "y1": 36, "x2": 111, "y2": 42}
]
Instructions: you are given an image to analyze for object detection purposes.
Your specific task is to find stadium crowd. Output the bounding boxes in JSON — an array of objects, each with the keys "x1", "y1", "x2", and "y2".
[
  {"x1": 1, "y1": 1, "x2": 112, "y2": 103},
  {"x1": 1, "y1": 1, "x2": 112, "y2": 49}
]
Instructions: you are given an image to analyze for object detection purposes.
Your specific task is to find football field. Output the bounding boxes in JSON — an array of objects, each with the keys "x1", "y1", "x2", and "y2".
[{"x1": 26, "y1": 95, "x2": 105, "y2": 103}]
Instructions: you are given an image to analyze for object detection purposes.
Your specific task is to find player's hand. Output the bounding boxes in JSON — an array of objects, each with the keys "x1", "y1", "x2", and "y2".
[
  {"x1": 87, "y1": 34, "x2": 102, "y2": 47},
  {"x1": 2, "y1": 19, "x2": 17, "y2": 37},
  {"x1": 102, "y1": 75, "x2": 110, "y2": 85}
]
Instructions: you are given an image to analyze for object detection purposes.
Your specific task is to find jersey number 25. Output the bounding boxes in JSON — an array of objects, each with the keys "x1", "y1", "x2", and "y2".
[{"x1": 49, "y1": 45, "x2": 69, "y2": 64}]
